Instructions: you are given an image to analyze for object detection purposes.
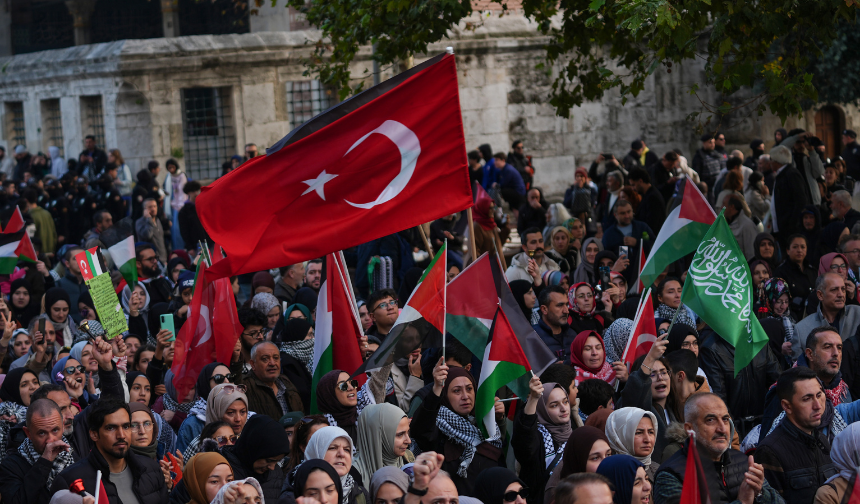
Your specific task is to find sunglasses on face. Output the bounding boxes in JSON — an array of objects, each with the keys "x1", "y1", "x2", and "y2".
[
  {"x1": 337, "y1": 379, "x2": 359, "y2": 392},
  {"x1": 64, "y1": 365, "x2": 85, "y2": 375},
  {"x1": 216, "y1": 435, "x2": 239, "y2": 446},
  {"x1": 211, "y1": 374, "x2": 236, "y2": 385},
  {"x1": 504, "y1": 488, "x2": 529, "y2": 502}
]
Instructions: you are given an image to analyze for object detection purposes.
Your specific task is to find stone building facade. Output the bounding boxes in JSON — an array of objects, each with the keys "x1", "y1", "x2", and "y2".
[{"x1": 0, "y1": 1, "x2": 857, "y2": 198}]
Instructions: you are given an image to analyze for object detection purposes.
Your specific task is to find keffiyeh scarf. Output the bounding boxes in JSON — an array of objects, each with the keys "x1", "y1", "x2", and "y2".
[
  {"x1": 341, "y1": 473, "x2": 355, "y2": 504},
  {"x1": 280, "y1": 339, "x2": 315, "y2": 374},
  {"x1": 189, "y1": 397, "x2": 208, "y2": 422},
  {"x1": 162, "y1": 390, "x2": 194, "y2": 414},
  {"x1": 0, "y1": 401, "x2": 26, "y2": 422},
  {"x1": 536, "y1": 424, "x2": 566, "y2": 468},
  {"x1": 18, "y1": 436, "x2": 74, "y2": 488},
  {"x1": 655, "y1": 303, "x2": 695, "y2": 328},
  {"x1": 436, "y1": 406, "x2": 502, "y2": 477}
]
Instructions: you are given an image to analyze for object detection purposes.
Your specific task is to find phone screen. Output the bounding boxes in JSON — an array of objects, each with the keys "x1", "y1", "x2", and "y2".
[
  {"x1": 599, "y1": 266, "x2": 612, "y2": 291},
  {"x1": 161, "y1": 314, "x2": 176, "y2": 342},
  {"x1": 619, "y1": 246, "x2": 629, "y2": 257}
]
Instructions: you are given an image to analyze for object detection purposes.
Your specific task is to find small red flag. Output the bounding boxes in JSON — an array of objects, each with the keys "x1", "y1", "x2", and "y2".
[
  {"x1": 170, "y1": 249, "x2": 242, "y2": 399},
  {"x1": 622, "y1": 288, "x2": 657, "y2": 369},
  {"x1": 199, "y1": 53, "x2": 472, "y2": 280},
  {"x1": 680, "y1": 433, "x2": 712, "y2": 504},
  {"x1": 3, "y1": 207, "x2": 24, "y2": 234}
]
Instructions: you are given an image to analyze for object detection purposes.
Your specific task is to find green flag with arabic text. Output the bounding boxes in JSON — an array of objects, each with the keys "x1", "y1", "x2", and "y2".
[{"x1": 680, "y1": 211, "x2": 769, "y2": 375}]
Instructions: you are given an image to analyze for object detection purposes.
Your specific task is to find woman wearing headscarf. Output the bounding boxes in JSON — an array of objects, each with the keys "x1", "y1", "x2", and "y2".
[
  {"x1": 129, "y1": 402, "x2": 161, "y2": 460},
  {"x1": 572, "y1": 238, "x2": 603, "y2": 285},
  {"x1": 0, "y1": 367, "x2": 40, "y2": 416},
  {"x1": 291, "y1": 460, "x2": 343, "y2": 504},
  {"x1": 569, "y1": 330, "x2": 625, "y2": 386},
  {"x1": 121, "y1": 283, "x2": 152, "y2": 339},
  {"x1": 251, "y1": 293, "x2": 281, "y2": 332},
  {"x1": 605, "y1": 408, "x2": 661, "y2": 483},
  {"x1": 174, "y1": 452, "x2": 233, "y2": 504},
  {"x1": 596, "y1": 455, "x2": 650, "y2": 504},
  {"x1": 166, "y1": 257, "x2": 187, "y2": 287},
  {"x1": 567, "y1": 283, "x2": 607, "y2": 337},
  {"x1": 753, "y1": 232, "x2": 780, "y2": 273},
  {"x1": 252, "y1": 272, "x2": 276, "y2": 296},
  {"x1": 8, "y1": 278, "x2": 38, "y2": 329},
  {"x1": 806, "y1": 252, "x2": 859, "y2": 316},
  {"x1": 665, "y1": 324, "x2": 709, "y2": 386},
  {"x1": 774, "y1": 234, "x2": 816, "y2": 321},
  {"x1": 353, "y1": 403, "x2": 414, "y2": 482},
  {"x1": 603, "y1": 318, "x2": 634, "y2": 365},
  {"x1": 369, "y1": 467, "x2": 408, "y2": 504},
  {"x1": 759, "y1": 278, "x2": 797, "y2": 359},
  {"x1": 51, "y1": 355, "x2": 92, "y2": 408},
  {"x1": 221, "y1": 414, "x2": 290, "y2": 503},
  {"x1": 543, "y1": 203, "x2": 572, "y2": 242},
  {"x1": 750, "y1": 259, "x2": 772, "y2": 315},
  {"x1": 411, "y1": 364, "x2": 505, "y2": 495},
  {"x1": 294, "y1": 288, "x2": 318, "y2": 321},
  {"x1": 276, "y1": 318, "x2": 315, "y2": 375},
  {"x1": 472, "y1": 196, "x2": 505, "y2": 260},
  {"x1": 183, "y1": 383, "x2": 250, "y2": 460},
  {"x1": 176, "y1": 362, "x2": 236, "y2": 453},
  {"x1": 211, "y1": 478, "x2": 265, "y2": 504},
  {"x1": 152, "y1": 369, "x2": 196, "y2": 432},
  {"x1": 512, "y1": 376, "x2": 572, "y2": 504},
  {"x1": 43, "y1": 288, "x2": 80, "y2": 348},
  {"x1": 315, "y1": 370, "x2": 360, "y2": 441},
  {"x1": 814, "y1": 423, "x2": 860, "y2": 504},
  {"x1": 510, "y1": 279, "x2": 538, "y2": 325},
  {"x1": 543, "y1": 426, "x2": 611, "y2": 504},
  {"x1": 545, "y1": 226, "x2": 578, "y2": 275},
  {"x1": 302, "y1": 426, "x2": 368, "y2": 504},
  {"x1": 474, "y1": 467, "x2": 528, "y2": 504}
]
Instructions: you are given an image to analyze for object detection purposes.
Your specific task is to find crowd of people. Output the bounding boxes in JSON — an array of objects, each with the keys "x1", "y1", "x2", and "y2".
[{"x1": 0, "y1": 127, "x2": 859, "y2": 504}]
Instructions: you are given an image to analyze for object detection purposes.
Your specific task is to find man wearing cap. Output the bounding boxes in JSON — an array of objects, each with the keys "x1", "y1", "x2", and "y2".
[
  {"x1": 279, "y1": 411, "x2": 304, "y2": 447},
  {"x1": 692, "y1": 134, "x2": 724, "y2": 204},
  {"x1": 0, "y1": 146, "x2": 14, "y2": 179},
  {"x1": 842, "y1": 129, "x2": 860, "y2": 183},
  {"x1": 770, "y1": 145, "x2": 810, "y2": 251}
]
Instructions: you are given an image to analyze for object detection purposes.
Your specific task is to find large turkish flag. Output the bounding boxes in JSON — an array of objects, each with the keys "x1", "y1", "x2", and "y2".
[{"x1": 198, "y1": 53, "x2": 473, "y2": 279}]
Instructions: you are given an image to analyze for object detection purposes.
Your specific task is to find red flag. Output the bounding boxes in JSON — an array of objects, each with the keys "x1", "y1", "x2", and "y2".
[
  {"x1": 680, "y1": 433, "x2": 712, "y2": 504},
  {"x1": 3, "y1": 207, "x2": 23, "y2": 234},
  {"x1": 636, "y1": 244, "x2": 646, "y2": 294},
  {"x1": 199, "y1": 53, "x2": 472, "y2": 279},
  {"x1": 622, "y1": 288, "x2": 657, "y2": 369},
  {"x1": 171, "y1": 251, "x2": 242, "y2": 399}
]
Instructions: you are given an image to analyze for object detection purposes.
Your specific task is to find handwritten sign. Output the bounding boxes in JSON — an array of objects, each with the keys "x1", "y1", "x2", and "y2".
[{"x1": 85, "y1": 272, "x2": 128, "y2": 339}]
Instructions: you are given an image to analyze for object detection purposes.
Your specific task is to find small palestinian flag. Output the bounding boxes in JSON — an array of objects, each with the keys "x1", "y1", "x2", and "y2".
[
  {"x1": 0, "y1": 233, "x2": 36, "y2": 274},
  {"x1": 107, "y1": 236, "x2": 137, "y2": 290},
  {"x1": 75, "y1": 247, "x2": 106, "y2": 282}
]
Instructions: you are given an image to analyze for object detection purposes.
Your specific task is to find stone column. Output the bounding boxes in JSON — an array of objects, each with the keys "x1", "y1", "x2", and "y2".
[
  {"x1": 161, "y1": 0, "x2": 180, "y2": 37},
  {"x1": 65, "y1": 0, "x2": 96, "y2": 46}
]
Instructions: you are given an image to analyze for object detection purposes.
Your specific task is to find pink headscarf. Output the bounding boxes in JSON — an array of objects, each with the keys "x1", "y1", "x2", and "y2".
[{"x1": 819, "y1": 252, "x2": 850, "y2": 276}]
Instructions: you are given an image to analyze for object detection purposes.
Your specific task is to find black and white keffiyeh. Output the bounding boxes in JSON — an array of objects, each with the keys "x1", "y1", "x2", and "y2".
[
  {"x1": 18, "y1": 436, "x2": 74, "y2": 488},
  {"x1": 280, "y1": 339, "x2": 315, "y2": 374},
  {"x1": 162, "y1": 389, "x2": 194, "y2": 414},
  {"x1": 436, "y1": 406, "x2": 502, "y2": 477},
  {"x1": 356, "y1": 377, "x2": 394, "y2": 414},
  {"x1": 340, "y1": 473, "x2": 355, "y2": 504},
  {"x1": 0, "y1": 401, "x2": 26, "y2": 422},
  {"x1": 655, "y1": 303, "x2": 695, "y2": 328},
  {"x1": 189, "y1": 397, "x2": 208, "y2": 422},
  {"x1": 537, "y1": 424, "x2": 567, "y2": 468}
]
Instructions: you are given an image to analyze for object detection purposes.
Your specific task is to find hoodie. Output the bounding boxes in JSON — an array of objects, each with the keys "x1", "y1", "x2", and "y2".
[
  {"x1": 504, "y1": 251, "x2": 560, "y2": 283},
  {"x1": 48, "y1": 146, "x2": 66, "y2": 179}
]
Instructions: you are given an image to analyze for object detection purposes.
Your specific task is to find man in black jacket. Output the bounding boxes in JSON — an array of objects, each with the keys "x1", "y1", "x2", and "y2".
[
  {"x1": 51, "y1": 399, "x2": 168, "y2": 504},
  {"x1": 0, "y1": 399, "x2": 78, "y2": 504},
  {"x1": 755, "y1": 367, "x2": 837, "y2": 504},
  {"x1": 770, "y1": 145, "x2": 810, "y2": 251},
  {"x1": 532, "y1": 286, "x2": 576, "y2": 364},
  {"x1": 136, "y1": 244, "x2": 172, "y2": 305},
  {"x1": 78, "y1": 135, "x2": 108, "y2": 177},
  {"x1": 628, "y1": 168, "x2": 667, "y2": 233},
  {"x1": 177, "y1": 181, "x2": 211, "y2": 248}
]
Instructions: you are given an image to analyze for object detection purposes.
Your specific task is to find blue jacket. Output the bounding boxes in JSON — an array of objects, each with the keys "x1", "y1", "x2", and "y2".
[
  {"x1": 483, "y1": 163, "x2": 525, "y2": 195},
  {"x1": 532, "y1": 318, "x2": 577, "y2": 365},
  {"x1": 176, "y1": 415, "x2": 205, "y2": 455},
  {"x1": 602, "y1": 220, "x2": 654, "y2": 286}
]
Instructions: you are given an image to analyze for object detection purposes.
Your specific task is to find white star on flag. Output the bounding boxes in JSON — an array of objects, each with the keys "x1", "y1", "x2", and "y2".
[{"x1": 301, "y1": 170, "x2": 338, "y2": 201}]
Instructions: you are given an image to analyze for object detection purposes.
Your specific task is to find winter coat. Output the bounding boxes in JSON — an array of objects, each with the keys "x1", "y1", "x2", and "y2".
[
  {"x1": 236, "y1": 371, "x2": 304, "y2": 420},
  {"x1": 532, "y1": 318, "x2": 578, "y2": 365},
  {"x1": 794, "y1": 305, "x2": 860, "y2": 361},
  {"x1": 51, "y1": 449, "x2": 167, "y2": 504},
  {"x1": 0, "y1": 451, "x2": 80, "y2": 504},
  {"x1": 504, "y1": 252, "x2": 560, "y2": 284}
]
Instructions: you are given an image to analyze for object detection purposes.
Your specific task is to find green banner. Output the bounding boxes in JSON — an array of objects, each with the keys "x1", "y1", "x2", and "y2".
[{"x1": 85, "y1": 272, "x2": 129, "y2": 339}]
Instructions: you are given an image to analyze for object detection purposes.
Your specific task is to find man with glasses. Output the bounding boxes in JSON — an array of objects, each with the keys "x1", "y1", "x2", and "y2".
[
  {"x1": 135, "y1": 244, "x2": 172, "y2": 305},
  {"x1": 52, "y1": 399, "x2": 168, "y2": 504},
  {"x1": 239, "y1": 341, "x2": 304, "y2": 420},
  {"x1": 795, "y1": 273, "x2": 860, "y2": 361},
  {"x1": 366, "y1": 288, "x2": 400, "y2": 341},
  {"x1": 244, "y1": 143, "x2": 258, "y2": 161},
  {"x1": 839, "y1": 234, "x2": 860, "y2": 281},
  {"x1": 0, "y1": 399, "x2": 77, "y2": 504}
]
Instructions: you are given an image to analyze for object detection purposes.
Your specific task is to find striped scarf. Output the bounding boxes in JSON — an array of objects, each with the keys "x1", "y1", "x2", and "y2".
[
  {"x1": 280, "y1": 339, "x2": 315, "y2": 374},
  {"x1": 537, "y1": 423, "x2": 566, "y2": 468},
  {"x1": 436, "y1": 406, "x2": 502, "y2": 477},
  {"x1": 18, "y1": 436, "x2": 74, "y2": 488},
  {"x1": 573, "y1": 360, "x2": 616, "y2": 386},
  {"x1": 162, "y1": 390, "x2": 194, "y2": 413}
]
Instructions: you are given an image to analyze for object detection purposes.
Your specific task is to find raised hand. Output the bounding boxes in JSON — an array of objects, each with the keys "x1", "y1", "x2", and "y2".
[
  {"x1": 738, "y1": 456, "x2": 765, "y2": 504},
  {"x1": 64, "y1": 373, "x2": 84, "y2": 400},
  {"x1": 408, "y1": 352, "x2": 422, "y2": 378},
  {"x1": 0, "y1": 312, "x2": 13, "y2": 343},
  {"x1": 41, "y1": 439, "x2": 70, "y2": 462},
  {"x1": 91, "y1": 336, "x2": 115, "y2": 370},
  {"x1": 432, "y1": 357, "x2": 449, "y2": 397},
  {"x1": 612, "y1": 361, "x2": 629, "y2": 382},
  {"x1": 412, "y1": 452, "x2": 445, "y2": 492}
]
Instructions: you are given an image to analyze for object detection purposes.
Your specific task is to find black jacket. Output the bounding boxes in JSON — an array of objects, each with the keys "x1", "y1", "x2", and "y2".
[
  {"x1": 636, "y1": 185, "x2": 667, "y2": 234},
  {"x1": 755, "y1": 418, "x2": 837, "y2": 504},
  {"x1": 142, "y1": 277, "x2": 172, "y2": 306},
  {"x1": 512, "y1": 412, "x2": 562, "y2": 504},
  {"x1": 178, "y1": 202, "x2": 211, "y2": 248},
  {"x1": 517, "y1": 201, "x2": 548, "y2": 235},
  {"x1": 656, "y1": 440, "x2": 753, "y2": 504},
  {"x1": 0, "y1": 452, "x2": 79, "y2": 504},
  {"x1": 532, "y1": 318, "x2": 577, "y2": 365},
  {"x1": 843, "y1": 335, "x2": 860, "y2": 400},
  {"x1": 647, "y1": 161, "x2": 676, "y2": 203},
  {"x1": 772, "y1": 165, "x2": 810, "y2": 245},
  {"x1": 222, "y1": 446, "x2": 287, "y2": 504},
  {"x1": 773, "y1": 260, "x2": 816, "y2": 320},
  {"x1": 699, "y1": 330, "x2": 781, "y2": 425},
  {"x1": 51, "y1": 448, "x2": 168, "y2": 504}
]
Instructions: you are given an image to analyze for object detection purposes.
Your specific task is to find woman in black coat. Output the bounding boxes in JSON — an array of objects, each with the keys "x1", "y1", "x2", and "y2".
[
  {"x1": 773, "y1": 234, "x2": 816, "y2": 320},
  {"x1": 220, "y1": 414, "x2": 290, "y2": 503}
]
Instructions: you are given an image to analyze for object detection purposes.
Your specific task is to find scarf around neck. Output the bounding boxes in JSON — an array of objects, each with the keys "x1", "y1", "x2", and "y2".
[
  {"x1": 436, "y1": 405, "x2": 502, "y2": 477},
  {"x1": 605, "y1": 407, "x2": 659, "y2": 467},
  {"x1": 280, "y1": 338, "x2": 315, "y2": 374},
  {"x1": 655, "y1": 302, "x2": 695, "y2": 327},
  {"x1": 19, "y1": 436, "x2": 74, "y2": 488}
]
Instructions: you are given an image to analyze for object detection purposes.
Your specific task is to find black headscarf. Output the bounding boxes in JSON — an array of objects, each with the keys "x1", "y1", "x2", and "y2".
[
  {"x1": 282, "y1": 318, "x2": 313, "y2": 343},
  {"x1": 666, "y1": 324, "x2": 699, "y2": 354},
  {"x1": 8, "y1": 278, "x2": 38, "y2": 327},
  {"x1": 232, "y1": 414, "x2": 291, "y2": 472},
  {"x1": 474, "y1": 467, "x2": 525, "y2": 504},
  {"x1": 126, "y1": 371, "x2": 149, "y2": 391},
  {"x1": 293, "y1": 459, "x2": 344, "y2": 504},
  {"x1": 753, "y1": 232, "x2": 779, "y2": 272},
  {"x1": 196, "y1": 362, "x2": 227, "y2": 400},
  {"x1": 294, "y1": 287, "x2": 318, "y2": 313},
  {"x1": 398, "y1": 267, "x2": 423, "y2": 303},
  {"x1": 45, "y1": 287, "x2": 71, "y2": 313},
  {"x1": 316, "y1": 370, "x2": 357, "y2": 440},
  {"x1": 509, "y1": 280, "x2": 535, "y2": 320},
  {"x1": 822, "y1": 221, "x2": 848, "y2": 255},
  {"x1": 0, "y1": 367, "x2": 37, "y2": 404},
  {"x1": 800, "y1": 205, "x2": 822, "y2": 266}
]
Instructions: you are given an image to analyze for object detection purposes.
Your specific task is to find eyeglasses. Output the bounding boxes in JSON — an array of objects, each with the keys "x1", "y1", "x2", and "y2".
[
  {"x1": 650, "y1": 369, "x2": 669, "y2": 379},
  {"x1": 130, "y1": 421, "x2": 153, "y2": 432},
  {"x1": 214, "y1": 384, "x2": 247, "y2": 397},
  {"x1": 831, "y1": 264, "x2": 849, "y2": 271},
  {"x1": 64, "y1": 365, "x2": 85, "y2": 375},
  {"x1": 374, "y1": 300, "x2": 398, "y2": 311},
  {"x1": 773, "y1": 298, "x2": 790, "y2": 307},
  {"x1": 211, "y1": 374, "x2": 236, "y2": 385},
  {"x1": 503, "y1": 488, "x2": 529, "y2": 502},
  {"x1": 215, "y1": 435, "x2": 239, "y2": 447},
  {"x1": 681, "y1": 341, "x2": 699, "y2": 349},
  {"x1": 140, "y1": 255, "x2": 158, "y2": 263},
  {"x1": 337, "y1": 379, "x2": 359, "y2": 392},
  {"x1": 844, "y1": 249, "x2": 860, "y2": 256},
  {"x1": 242, "y1": 329, "x2": 266, "y2": 339}
]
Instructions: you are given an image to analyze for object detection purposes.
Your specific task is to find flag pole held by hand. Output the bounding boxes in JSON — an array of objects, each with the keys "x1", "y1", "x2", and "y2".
[{"x1": 94, "y1": 470, "x2": 102, "y2": 504}]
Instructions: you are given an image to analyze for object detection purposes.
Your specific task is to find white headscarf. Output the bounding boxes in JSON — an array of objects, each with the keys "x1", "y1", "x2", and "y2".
[
  {"x1": 605, "y1": 407, "x2": 659, "y2": 467},
  {"x1": 304, "y1": 426, "x2": 356, "y2": 503},
  {"x1": 211, "y1": 478, "x2": 264, "y2": 504},
  {"x1": 828, "y1": 422, "x2": 860, "y2": 483}
]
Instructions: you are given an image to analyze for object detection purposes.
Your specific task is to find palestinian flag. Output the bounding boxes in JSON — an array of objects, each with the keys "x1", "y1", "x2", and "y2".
[
  {"x1": 358, "y1": 242, "x2": 447, "y2": 374},
  {"x1": 2, "y1": 207, "x2": 24, "y2": 234},
  {"x1": 0, "y1": 233, "x2": 36, "y2": 274},
  {"x1": 312, "y1": 251, "x2": 366, "y2": 413},
  {"x1": 447, "y1": 252, "x2": 555, "y2": 398},
  {"x1": 74, "y1": 247, "x2": 105, "y2": 282},
  {"x1": 107, "y1": 235, "x2": 137, "y2": 290},
  {"x1": 680, "y1": 434, "x2": 712, "y2": 504},
  {"x1": 639, "y1": 177, "x2": 715, "y2": 290},
  {"x1": 476, "y1": 307, "x2": 531, "y2": 438}
]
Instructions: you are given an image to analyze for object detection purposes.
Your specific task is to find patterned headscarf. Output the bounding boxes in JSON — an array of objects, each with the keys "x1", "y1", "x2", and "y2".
[
  {"x1": 568, "y1": 282, "x2": 596, "y2": 317},
  {"x1": 569, "y1": 330, "x2": 616, "y2": 386},
  {"x1": 603, "y1": 318, "x2": 634, "y2": 364},
  {"x1": 761, "y1": 277, "x2": 791, "y2": 317}
]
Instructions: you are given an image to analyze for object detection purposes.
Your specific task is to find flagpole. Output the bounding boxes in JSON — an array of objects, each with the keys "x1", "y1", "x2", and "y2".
[
  {"x1": 466, "y1": 208, "x2": 478, "y2": 265},
  {"x1": 443, "y1": 238, "x2": 447, "y2": 362},
  {"x1": 418, "y1": 224, "x2": 434, "y2": 256}
]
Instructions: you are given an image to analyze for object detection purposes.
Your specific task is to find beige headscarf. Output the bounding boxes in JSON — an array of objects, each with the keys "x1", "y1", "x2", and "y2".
[
  {"x1": 206, "y1": 383, "x2": 249, "y2": 424},
  {"x1": 352, "y1": 403, "x2": 408, "y2": 482}
]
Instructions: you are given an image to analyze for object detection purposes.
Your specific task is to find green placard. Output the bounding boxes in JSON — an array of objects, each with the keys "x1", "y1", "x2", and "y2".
[{"x1": 85, "y1": 272, "x2": 128, "y2": 339}]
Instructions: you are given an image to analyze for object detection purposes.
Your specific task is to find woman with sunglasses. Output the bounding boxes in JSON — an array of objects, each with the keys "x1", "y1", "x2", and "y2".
[
  {"x1": 596, "y1": 455, "x2": 651, "y2": 504},
  {"x1": 475, "y1": 467, "x2": 529, "y2": 504},
  {"x1": 316, "y1": 370, "x2": 360, "y2": 441},
  {"x1": 177, "y1": 362, "x2": 236, "y2": 453},
  {"x1": 285, "y1": 415, "x2": 330, "y2": 473},
  {"x1": 184, "y1": 383, "x2": 250, "y2": 460},
  {"x1": 512, "y1": 376, "x2": 572, "y2": 504},
  {"x1": 353, "y1": 403, "x2": 414, "y2": 482},
  {"x1": 197, "y1": 420, "x2": 240, "y2": 452},
  {"x1": 50, "y1": 355, "x2": 91, "y2": 408}
]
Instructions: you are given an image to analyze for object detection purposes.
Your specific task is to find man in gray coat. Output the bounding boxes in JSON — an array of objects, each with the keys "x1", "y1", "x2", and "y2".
[
  {"x1": 135, "y1": 198, "x2": 167, "y2": 263},
  {"x1": 794, "y1": 272, "x2": 860, "y2": 361}
]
